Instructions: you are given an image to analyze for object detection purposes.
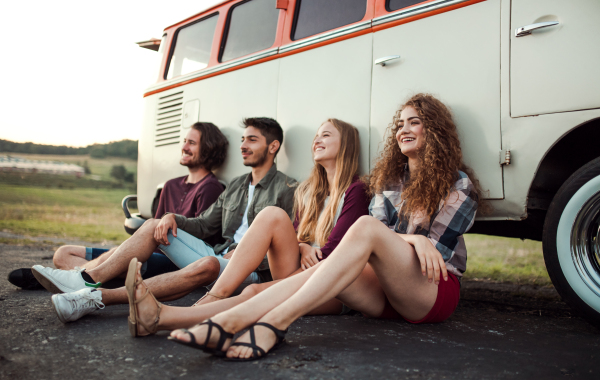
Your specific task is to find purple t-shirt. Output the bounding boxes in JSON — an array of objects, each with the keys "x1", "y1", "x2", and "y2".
[
  {"x1": 155, "y1": 173, "x2": 224, "y2": 219},
  {"x1": 295, "y1": 178, "x2": 370, "y2": 259}
]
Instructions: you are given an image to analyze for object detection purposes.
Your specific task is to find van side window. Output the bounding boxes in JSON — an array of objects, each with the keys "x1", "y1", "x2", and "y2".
[
  {"x1": 166, "y1": 13, "x2": 218, "y2": 80},
  {"x1": 220, "y1": 0, "x2": 279, "y2": 62},
  {"x1": 292, "y1": 0, "x2": 367, "y2": 41},
  {"x1": 387, "y1": 0, "x2": 424, "y2": 12}
]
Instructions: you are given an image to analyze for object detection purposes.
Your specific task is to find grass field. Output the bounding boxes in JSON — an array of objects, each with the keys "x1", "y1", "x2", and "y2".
[
  {"x1": 0, "y1": 184, "x2": 552, "y2": 286},
  {"x1": 0, "y1": 184, "x2": 135, "y2": 244}
]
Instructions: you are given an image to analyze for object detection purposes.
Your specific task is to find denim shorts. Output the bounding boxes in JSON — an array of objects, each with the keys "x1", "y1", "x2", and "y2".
[
  {"x1": 158, "y1": 228, "x2": 262, "y2": 293},
  {"x1": 85, "y1": 247, "x2": 178, "y2": 279}
]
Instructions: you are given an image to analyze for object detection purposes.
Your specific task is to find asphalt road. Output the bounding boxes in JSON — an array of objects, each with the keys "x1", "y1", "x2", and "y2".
[{"x1": 1, "y1": 241, "x2": 599, "y2": 380}]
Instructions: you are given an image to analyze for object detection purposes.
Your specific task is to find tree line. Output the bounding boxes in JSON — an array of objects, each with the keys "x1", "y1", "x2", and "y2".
[{"x1": 0, "y1": 139, "x2": 138, "y2": 160}]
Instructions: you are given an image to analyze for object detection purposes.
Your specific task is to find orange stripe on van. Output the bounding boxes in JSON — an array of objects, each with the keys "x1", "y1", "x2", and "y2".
[{"x1": 144, "y1": 0, "x2": 484, "y2": 98}]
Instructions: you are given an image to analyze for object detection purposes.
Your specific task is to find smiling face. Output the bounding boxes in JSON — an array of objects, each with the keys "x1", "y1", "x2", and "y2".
[
  {"x1": 396, "y1": 106, "x2": 425, "y2": 159},
  {"x1": 240, "y1": 126, "x2": 269, "y2": 167},
  {"x1": 180, "y1": 128, "x2": 202, "y2": 168},
  {"x1": 313, "y1": 121, "x2": 341, "y2": 164}
]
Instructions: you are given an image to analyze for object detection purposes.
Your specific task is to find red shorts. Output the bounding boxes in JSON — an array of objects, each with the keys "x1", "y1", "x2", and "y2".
[{"x1": 377, "y1": 273, "x2": 460, "y2": 323}]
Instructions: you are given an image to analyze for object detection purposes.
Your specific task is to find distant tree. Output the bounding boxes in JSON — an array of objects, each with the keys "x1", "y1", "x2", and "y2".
[
  {"x1": 90, "y1": 147, "x2": 106, "y2": 158},
  {"x1": 124, "y1": 172, "x2": 135, "y2": 183},
  {"x1": 110, "y1": 165, "x2": 127, "y2": 181}
]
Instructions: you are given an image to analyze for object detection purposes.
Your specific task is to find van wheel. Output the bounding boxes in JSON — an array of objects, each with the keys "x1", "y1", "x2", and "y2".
[{"x1": 543, "y1": 158, "x2": 600, "y2": 325}]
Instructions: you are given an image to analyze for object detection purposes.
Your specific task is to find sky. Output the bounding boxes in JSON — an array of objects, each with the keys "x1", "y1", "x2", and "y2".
[{"x1": 0, "y1": 0, "x2": 221, "y2": 147}]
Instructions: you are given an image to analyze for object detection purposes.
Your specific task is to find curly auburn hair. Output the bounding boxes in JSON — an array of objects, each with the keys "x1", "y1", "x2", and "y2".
[{"x1": 366, "y1": 93, "x2": 487, "y2": 218}]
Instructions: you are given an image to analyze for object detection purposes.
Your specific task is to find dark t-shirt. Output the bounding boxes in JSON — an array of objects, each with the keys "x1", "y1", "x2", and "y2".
[
  {"x1": 155, "y1": 173, "x2": 224, "y2": 219},
  {"x1": 155, "y1": 173, "x2": 224, "y2": 247}
]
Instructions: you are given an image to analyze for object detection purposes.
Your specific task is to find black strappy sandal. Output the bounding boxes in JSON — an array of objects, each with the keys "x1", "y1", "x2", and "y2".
[
  {"x1": 225, "y1": 322, "x2": 288, "y2": 362},
  {"x1": 168, "y1": 319, "x2": 233, "y2": 357}
]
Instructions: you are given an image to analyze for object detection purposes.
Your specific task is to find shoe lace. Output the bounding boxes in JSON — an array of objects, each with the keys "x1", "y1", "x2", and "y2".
[{"x1": 69, "y1": 291, "x2": 105, "y2": 310}]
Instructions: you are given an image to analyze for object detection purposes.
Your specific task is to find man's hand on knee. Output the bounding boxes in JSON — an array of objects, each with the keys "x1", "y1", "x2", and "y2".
[{"x1": 154, "y1": 214, "x2": 178, "y2": 245}]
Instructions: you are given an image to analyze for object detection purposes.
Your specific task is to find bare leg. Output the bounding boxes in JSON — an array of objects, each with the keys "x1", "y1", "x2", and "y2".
[
  {"x1": 85, "y1": 219, "x2": 161, "y2": 284},
  {"x1": 206, "y1": 216, "x2": 440, "y2": 359},
  {"x1": 226, "y1": 216, "x2": 440, "y2": 358},
  {"x1": 196, "y1": 206, "x2": 301, "y2": 304},
  {"x1": 53, "y1": 245, "x2": 118, "y2": 271},
  {"x1": 99, "y1": 256, "x2": 221, "y2": 306}
]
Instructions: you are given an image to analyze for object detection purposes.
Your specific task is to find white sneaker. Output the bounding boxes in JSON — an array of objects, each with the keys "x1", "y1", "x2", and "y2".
[
  {"x1": 52, "y1": 288, "x2": 105, "y2": 323},
  {"x1": 31, "y1": 265, "x2": 101, "y2": 294}
]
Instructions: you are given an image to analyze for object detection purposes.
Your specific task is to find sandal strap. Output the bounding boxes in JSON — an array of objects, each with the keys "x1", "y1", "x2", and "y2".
[
  {"x1": 133, "y1": 278, "x2": 162, "y2": 334},
  {"x1": 254, "y1": 322, "x2": 288, "y2": 345},
  {"x1": 179, "y1": 329, "x2": 196, "y2": 345},
  {"x1": 202, "y1": 319, "x2": 234, "y2": 352},
  {"x1": 229, "y1": 341, "x2": 266, "y2": 358}
]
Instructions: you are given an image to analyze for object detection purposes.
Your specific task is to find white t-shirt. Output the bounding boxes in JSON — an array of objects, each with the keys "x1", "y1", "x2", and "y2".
[{"x1": 233, "y1": 183, "x2": 256, "y2": 244}]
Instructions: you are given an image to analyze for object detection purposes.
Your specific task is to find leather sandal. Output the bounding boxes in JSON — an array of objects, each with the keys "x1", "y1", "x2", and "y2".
[
  {"x1": 125, "y1": 258, "x2": 162, "y2": 337},
  {"x1": 225, "y1": 322, "x2": 288, "y2": 362},
  {"x1": 168, "y1": 319, "x2": 234, "y2": 357},
  {"x1": 192, "y1": 291, "x2": 226, "y2": 307}
]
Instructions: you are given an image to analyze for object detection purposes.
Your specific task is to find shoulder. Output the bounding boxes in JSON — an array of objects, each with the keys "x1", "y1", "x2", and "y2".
[
  {"x1": 228, "y1": 173, "x2": 249, "y2": 189},
  {"x1": 274, "y1": 171, "x2": 299, "y2": 189},
  {"x1": 453, "y1": 171, "x2": 475, "y2": 192},
  {"x1": 197, "y1": 175, "x2": 224, "y2": 194},
  {"x1": 163, "y1": 175, "x2": 186, "y2": 190},
  {"x1": 344, "y1": 179, "x2": 369, "y2": 198}
]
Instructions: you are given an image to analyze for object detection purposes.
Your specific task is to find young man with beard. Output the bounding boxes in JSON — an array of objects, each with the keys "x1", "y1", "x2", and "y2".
[
  {"x1": 8, "y1": 122, "x2": 228, "y2": 290},
  {"x1": 32, "y1": 117, "x2": 298, "y2": 324}
]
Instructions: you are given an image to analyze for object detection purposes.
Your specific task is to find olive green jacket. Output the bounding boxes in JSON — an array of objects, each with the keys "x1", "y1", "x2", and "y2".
[{"x1": 171, "y1": 164, "x2": 297, "y2": 268}]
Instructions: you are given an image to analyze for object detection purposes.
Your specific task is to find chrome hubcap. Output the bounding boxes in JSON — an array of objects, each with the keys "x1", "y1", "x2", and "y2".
[{"x1": 571, "y1": 190, "x2": 600, "y2": 297}]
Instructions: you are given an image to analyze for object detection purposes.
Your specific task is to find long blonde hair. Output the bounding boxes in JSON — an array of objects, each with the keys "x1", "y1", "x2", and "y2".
[{"x1": 294, "y1": 119, "x2": 360, "y2": 246}]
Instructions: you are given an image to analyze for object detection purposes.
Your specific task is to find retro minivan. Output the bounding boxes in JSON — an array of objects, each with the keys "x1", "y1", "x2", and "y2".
[{"x1": 124, "y1": 0, "x2": 600, "y2": 323}]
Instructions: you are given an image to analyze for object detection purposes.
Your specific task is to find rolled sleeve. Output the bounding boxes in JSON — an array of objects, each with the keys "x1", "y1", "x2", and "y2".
[{"x1": 427, "y1": 183, "x2": 478, "y2": 261}]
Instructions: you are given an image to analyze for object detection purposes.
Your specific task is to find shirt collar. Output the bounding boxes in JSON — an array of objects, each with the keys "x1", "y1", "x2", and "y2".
[{"x1": 244, "y1": 163, "x2": 278, "y2": 189}]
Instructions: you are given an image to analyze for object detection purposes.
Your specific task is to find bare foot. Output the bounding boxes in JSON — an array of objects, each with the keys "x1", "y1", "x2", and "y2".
[
  {"x1": 226, "y1": 321, "x2": 286, "y2": 359},
  {"x1": 170, "y1": 318, "x2": 234, "y2": 352},
  {"x1": 133, "y1": 262, "x2": 162, "y2": 336}
]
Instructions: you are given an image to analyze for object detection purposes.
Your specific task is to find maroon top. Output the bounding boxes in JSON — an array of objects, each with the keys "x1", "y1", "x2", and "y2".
[
  {"x1": 295, "y1": 178, "x2": 370, "y2": 259},
  {"x1": 155, "y1": 173, "x2": 224, "y2": 219}
]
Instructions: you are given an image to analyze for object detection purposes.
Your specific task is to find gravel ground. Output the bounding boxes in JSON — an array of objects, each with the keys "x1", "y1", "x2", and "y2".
[{"x1": 1, "y1": 241, "x2": 598, "y2": 380}]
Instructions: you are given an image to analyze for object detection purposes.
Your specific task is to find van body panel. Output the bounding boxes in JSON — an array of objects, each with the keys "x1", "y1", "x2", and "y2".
[
  {"x1": 510, "y1": 0, "x2": 600, "y2": 117},
  {"x1": 276, "y1": 35, "x2": 373, "y2": 181},
  {"x1": 371, "y1": 0, "x2": 503, "y2": 199}
]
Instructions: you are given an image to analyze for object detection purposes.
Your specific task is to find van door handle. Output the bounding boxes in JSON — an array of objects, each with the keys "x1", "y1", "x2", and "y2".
[
  {"x1": 515, "y1": 21, "x2": 559, "y2": 37},
  {"x1": 374, "y1": 55, "x2": 401, "y2": 67}
]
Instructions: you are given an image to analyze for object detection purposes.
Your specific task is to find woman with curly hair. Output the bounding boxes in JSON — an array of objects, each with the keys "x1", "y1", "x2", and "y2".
[
  {"x1": 166, "y1": 93, "x2": 484, "y2": 360},
  {"x1": 126, "y1": 118, "x2": 370, "y2": 337}
]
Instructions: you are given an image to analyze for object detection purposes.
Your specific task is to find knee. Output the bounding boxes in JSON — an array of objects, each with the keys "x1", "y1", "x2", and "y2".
[
  {"x1": 256, "y1": 206, "x2": 289, "y2": 224},
  {"x1": 240, "y1": 283, "x2": 262, "y2": 298},
  {"x1": 351, "y1": 216, "x2": 381, "y2": 237},
  {"x1": 138, "y1": 218, "x2": 160, "y2": 234},
  {"x1": 187, "y1": 256, "x2": 220, "y2": 279},
  {"x1": 53, "y1": 245, "x2": 81, "y2": 269}
]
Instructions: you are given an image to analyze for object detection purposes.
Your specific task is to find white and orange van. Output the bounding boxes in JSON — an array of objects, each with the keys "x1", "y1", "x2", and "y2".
[{"x1": 123, "y1": 0, "x2": 600, "y2": 323}]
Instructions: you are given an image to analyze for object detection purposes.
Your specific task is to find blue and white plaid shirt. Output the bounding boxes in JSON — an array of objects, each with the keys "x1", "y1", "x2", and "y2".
[{"x1": 369, "y1": 170, "x2": 478, "y2": 277}]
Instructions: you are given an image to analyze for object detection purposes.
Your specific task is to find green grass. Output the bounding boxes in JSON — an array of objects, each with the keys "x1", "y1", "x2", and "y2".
[
  {"x1": 0, "y1": 184, "x2": 136, "y2": 244},
  {"x1": 463, "y1": 234, "x2": 552, "y2": 286}
]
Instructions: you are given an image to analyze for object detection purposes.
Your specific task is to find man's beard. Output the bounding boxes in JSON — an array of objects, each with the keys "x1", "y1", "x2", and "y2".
[
  {"x1": 243, "y1": 147, "x2": 269, "y2": 168},
  {"x1": 180, "y1": 153, "x2": 203, "y2": 168}
]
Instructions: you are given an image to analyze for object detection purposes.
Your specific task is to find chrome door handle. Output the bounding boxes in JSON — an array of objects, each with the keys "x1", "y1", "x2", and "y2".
[
  {"x1": 374, "y1": 55, "x2": 401, "y2": 67},
  {"x1": 515, "y1": 21, "x2": 559, "y2": 37}
]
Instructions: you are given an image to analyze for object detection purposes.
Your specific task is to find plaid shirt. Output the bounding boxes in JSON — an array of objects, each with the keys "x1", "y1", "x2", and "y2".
[{"x1": 368, "y1": 170, "x2": 478, "y2": 277}]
